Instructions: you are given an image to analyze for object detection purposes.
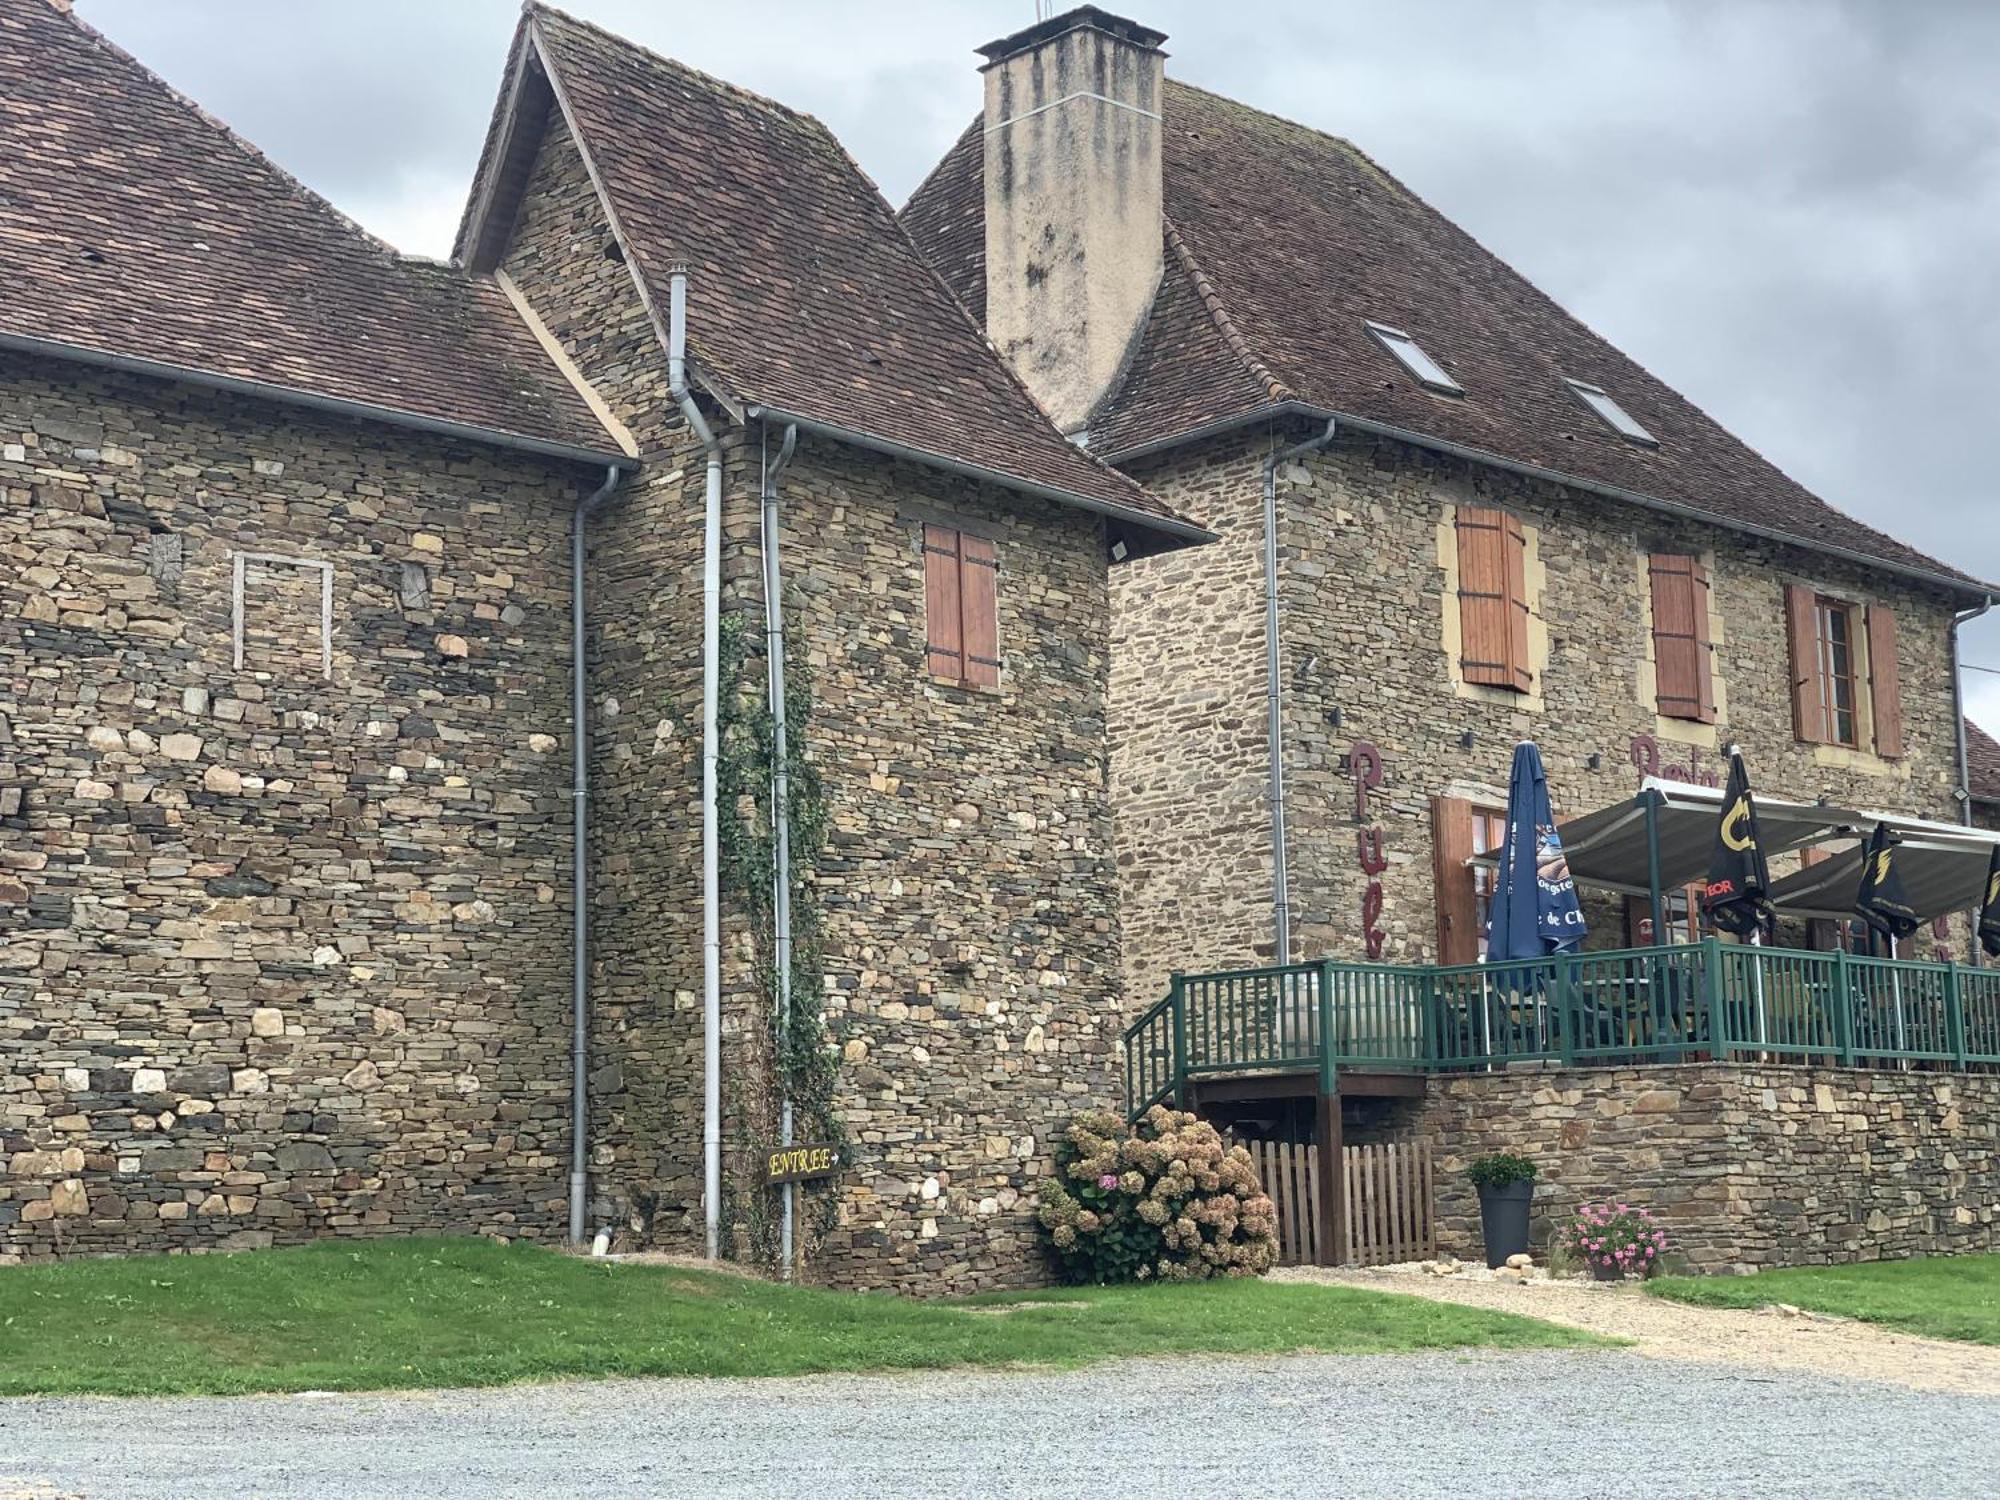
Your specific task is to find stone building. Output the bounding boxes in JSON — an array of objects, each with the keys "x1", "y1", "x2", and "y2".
[
  {"x1": 904, "y1": 7, "x2": 1999, "y2": 1266},
  {"x1": 0, "y1": 0, "x2": 1204, "y2": 1289},
  {"x1": 903, "y1": 4, "x2": 1993, "y2": 1005}
]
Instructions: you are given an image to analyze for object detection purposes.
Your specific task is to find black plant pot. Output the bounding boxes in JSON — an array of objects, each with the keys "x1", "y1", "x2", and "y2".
[{"x1": 1476, "y1": 1180, "x2": 1533, "y2": 1269}]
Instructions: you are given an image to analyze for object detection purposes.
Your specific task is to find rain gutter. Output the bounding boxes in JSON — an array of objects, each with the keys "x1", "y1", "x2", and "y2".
[
  {"x1": 0, "y1": 329, "x2": 634, "y2": 471},
  {"x1": 1101, "y1": 401, "x2": 1989, "y2": 604},
  {"x1": 759, "y1": 419, "x2": 801, "y2": 1276}
]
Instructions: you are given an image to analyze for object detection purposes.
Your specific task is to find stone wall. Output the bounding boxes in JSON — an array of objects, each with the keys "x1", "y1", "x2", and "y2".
[
  {"x1": 1420, "y1": 1064, "x2": 1998, "y2": 1271},
  {"x1": 0, "y1": 355, "x2": 592, "y2": 1261},
  {"x1": 503, "y1": 116, "x2": 1128, "y2": 1292},
  {"x1": 1109, "y1": 432, "x2": 1279, "y2": 1009},
  {"x1": 1109, "y1": 416, "x2": 1969, "y2": 996}
]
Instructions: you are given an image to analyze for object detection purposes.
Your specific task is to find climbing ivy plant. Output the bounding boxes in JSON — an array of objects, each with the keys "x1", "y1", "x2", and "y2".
[{"x1": 714, "y1": 610, "x2": 842, "y2": 1257}]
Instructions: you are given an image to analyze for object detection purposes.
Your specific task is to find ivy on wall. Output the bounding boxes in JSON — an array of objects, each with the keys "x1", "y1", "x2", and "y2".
[{"x1": 714, "y1": 609, "x2": 843, "y2": 1259}]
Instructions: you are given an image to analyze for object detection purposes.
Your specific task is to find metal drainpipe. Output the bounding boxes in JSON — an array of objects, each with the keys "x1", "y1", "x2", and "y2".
[
  {"x1": 668, "y1": 265, "x2": 727, "y2": 1261},
  {"x1": 1262, "y1": 418, "x2": 1339, "y2": 964},
  {"x1": 569, "y1": 464, "x2": 623, "y2": 1245},
  {"x1": 760, "y1": 420, "x2": 800, "y2": 1276},
  {"x1": 1952, "y1": 595, "x2": 1994, "y2": 961}
]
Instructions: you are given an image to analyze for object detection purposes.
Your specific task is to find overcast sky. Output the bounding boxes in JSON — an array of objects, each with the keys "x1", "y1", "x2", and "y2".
[{"x1": 75, "y1": 0, "x2": 2000, "y2": 735}]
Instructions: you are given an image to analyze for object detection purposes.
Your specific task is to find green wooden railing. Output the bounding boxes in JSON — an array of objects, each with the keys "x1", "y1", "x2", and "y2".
[{"x1": 1124, "y1": 939, "x2": 2000, "y2": 1118}]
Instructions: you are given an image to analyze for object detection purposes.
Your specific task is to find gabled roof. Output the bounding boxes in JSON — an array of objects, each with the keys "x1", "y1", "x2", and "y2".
[
  {"x1": 456, "y1": 6, "x2": 1205, "y2": 549},
  {"x1": 0, "y1": 0, "x2": 619, "y2": 465},
  {"x1": 1968, "y1": 719, "x2": 2000, "y2": 806},
  {"x1": 903, "y1": 79, "x2": 1984, "y2": 594}
]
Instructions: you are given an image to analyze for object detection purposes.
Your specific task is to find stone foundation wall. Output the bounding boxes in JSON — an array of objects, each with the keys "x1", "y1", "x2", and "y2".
[
  {"x1": 1, "y1": 357, "x2": 591, "y2": 1261},
  {"x1": 1419, "y1": 1064, "x2": 1999, "y2": 1271}
]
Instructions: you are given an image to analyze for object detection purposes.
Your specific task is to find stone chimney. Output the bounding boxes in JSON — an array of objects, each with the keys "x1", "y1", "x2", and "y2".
[{"x1": 980, "y1": 7, "x2": 1167, "y2": 437}]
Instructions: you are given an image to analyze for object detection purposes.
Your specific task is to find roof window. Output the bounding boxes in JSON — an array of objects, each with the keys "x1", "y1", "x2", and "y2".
[
  {"x1": 1365, "y1": 321, "x2": 1462, "y2": 396},
  {"x1": 1565, "y1": 379, "x2": 1657, "y2": 445}
]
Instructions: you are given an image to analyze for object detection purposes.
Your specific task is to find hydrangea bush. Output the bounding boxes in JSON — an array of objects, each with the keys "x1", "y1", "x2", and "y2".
[
  {"x1": 1035, "y1": 1106, "x2": 1280, "y2": 1284},
  {"x1": 1559, "y1": 1202, "x2": 1668, "y2": 1278}
]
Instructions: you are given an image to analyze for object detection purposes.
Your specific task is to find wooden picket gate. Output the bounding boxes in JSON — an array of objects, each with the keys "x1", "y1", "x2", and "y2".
[
  {"x1": 1342, "y1": 1141, "x2": 1434, "y2": 1267},
  {"x1": 1237, "y1": 1137, "x2": 1434, "y2": 1267},
  {"x1": 1240, "y1": 1138, "x2": 1322, "y2": 1265}
]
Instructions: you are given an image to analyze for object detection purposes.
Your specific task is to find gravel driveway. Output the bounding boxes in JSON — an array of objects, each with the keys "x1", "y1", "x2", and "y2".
[{"x1": 4, "y1": 1350, "x2": 1996, "y2": 1500}]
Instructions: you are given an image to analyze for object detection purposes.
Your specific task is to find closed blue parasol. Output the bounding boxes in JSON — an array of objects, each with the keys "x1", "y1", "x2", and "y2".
[{"x1": 1485, "y1": 740, "x2": 1587, "y2": 963}]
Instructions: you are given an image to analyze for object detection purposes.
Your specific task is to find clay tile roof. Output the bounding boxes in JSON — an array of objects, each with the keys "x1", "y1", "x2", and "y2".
[
  {"x1": 462, "y1": 6, "x2": 1203, "y2": 547},
  {"x1": 903, "y1": 80, "x2": 1985, "y2": 592},
  {"x1": 0, "y1": 0, "x2": 618, "y2": 462},
  {"x1": 1968, "y1": 719, "x2": 2000, "y2": 805}
]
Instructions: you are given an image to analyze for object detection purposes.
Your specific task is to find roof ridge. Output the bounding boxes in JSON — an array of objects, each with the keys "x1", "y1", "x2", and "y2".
[
  {"x1": 1162, "y1": 213, "x2": 1293, "y2": 404},
  {"x1": 34, "y1": 0, "x2": 406, "y2": 264},
  {"x1": 528, "y1": 4, "x2": 831, "y2": 133}
]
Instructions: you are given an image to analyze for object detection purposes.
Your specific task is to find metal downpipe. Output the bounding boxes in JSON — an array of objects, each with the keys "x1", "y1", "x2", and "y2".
[
  {"x1": 669, "y1": 266, "x2": 727, "y2": 1261},
  {"x1": 569, "y1": 464, "x2": 623, "y2": 1244},
  {"x1": 1262, "y1": 418, "x2": 1339, "y2": 964},
  {"x1": 760, "y1": 421, "x2": 801, "y2": 1275},
  {"x1": 1951, "y1": 596, "x2": 1994, "y2": 961}
]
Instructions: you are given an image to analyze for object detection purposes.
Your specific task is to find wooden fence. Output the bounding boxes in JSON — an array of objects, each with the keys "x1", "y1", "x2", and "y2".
[
  {"x1": 1239, "y1": 1138, "x2": 1321, "y2": 1266},
  {"x1": 1343, "y1": 1141, "x2": 1434, "y2": 1267},
  {"x1": 1238, "y1": 1137, "x2": 1435, "y2": 1267}
]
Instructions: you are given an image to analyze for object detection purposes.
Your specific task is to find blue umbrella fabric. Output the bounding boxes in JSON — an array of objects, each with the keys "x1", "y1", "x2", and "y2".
[{"x1": 1485, "y1": 741, "x2": 1588, "y2": 964}]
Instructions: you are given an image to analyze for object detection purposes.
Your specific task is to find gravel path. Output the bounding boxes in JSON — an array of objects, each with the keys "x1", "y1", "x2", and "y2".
[
  {"x1": 4, "y1": 1350, "x2": 1997, "y2": 1499},
  {"x1": 1282, "y1": 1265, "x2": 2000, "y2": 1395}
]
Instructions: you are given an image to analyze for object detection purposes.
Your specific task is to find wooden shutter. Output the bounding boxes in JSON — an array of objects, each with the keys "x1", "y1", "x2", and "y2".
[
  {"x1": 922, "y1": 524, "x2": 1001, "y2": 687},
  {"x1": 923, "y1": 525, "x2": 964, "y2": 679},
  {"x1": 1455, "y1": 507, "x2": 1530, "y2": 691},
  {"x1": 1430, "y1": 796, "x2": 1479, "y2": 964},
  {"x1": 1866, "y1": 602, "x2": 1902, "y2": 758},
  {"x1": 1783, "y1": 583, "x2": 1824, "y2": 743},
  {"x1": 1648, "y1": 553, "x2": 1714, "y2": 722}
]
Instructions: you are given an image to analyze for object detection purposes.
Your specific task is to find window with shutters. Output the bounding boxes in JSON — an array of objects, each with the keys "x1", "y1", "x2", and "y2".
[
  {"x1": 1453, "y1": 507, "x2": 1532, "y2": 693},
  {"x1": 1783, "y1": 584, "x2": 1903, "y2": 757},
  {"x1": 922, "y1": 524, "x2": 1000, "y2": 688},
  {"x1": 1431, "y1": 796, "x2": 1505, "y2": 964},
  {"x1": 1647, "y1": 553, "x2": 1715, "y2": 722}
]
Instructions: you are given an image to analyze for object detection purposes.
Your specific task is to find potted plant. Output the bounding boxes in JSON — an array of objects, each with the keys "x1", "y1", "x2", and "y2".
[
  {"x1": 1559, "y1": 1202, "x2": 1668, "y2": 1281},
  {"x1": 1466, "y1": 1152, "x2": 1537, "y2": 1269}
]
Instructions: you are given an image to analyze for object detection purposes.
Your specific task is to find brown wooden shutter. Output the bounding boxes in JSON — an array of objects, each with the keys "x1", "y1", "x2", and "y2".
[
  {"x1": 1783, "y1": 582, "x2": 1824, "y2": 743},
  {"x1": 1866, "y1": 602, "x2": 1902, "y2": 757},
  {"x1": 1648, "y1": 553, "x2": 1715, "y2": 722},
  {"x1": 1456, "y1": 507, "x2": 1530, "y2": 691},
  {"x1": 923, "y1": 524, "x2": 964, "y2": 679},
  {"x1": 1430, "y1": 795, "x2": 1479, "y2": 964},
  {"x1": 960, "y1": 534, "x2": 1000, "y2": 688}
]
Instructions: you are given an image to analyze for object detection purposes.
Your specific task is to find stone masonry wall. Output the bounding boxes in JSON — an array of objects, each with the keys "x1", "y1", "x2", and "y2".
[
  {"x1": 0, "y1": 355, "x2": 591, "y2": 1260},
  {"x1": 1420, "y1": 1064, "x2": 1998, "y2": 1271},
  {"x1": 1109, "y1": 431, "x2": 1280, "y2": 1009},
  {"x1": 503, "y1": 116, "x2": 1127, "y2": 1291},
  {"x1": 1109, "y1": 417, "x2": 1968, "y2": 996}
]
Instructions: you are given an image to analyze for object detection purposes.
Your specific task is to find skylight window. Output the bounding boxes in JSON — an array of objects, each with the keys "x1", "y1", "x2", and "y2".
[
  {"x1": 1365, "y1": 322, "x2": 1462, "y2": 396},
  {"x1": 1565, "y1": 379, "x2": 1658, "y2": 445}
]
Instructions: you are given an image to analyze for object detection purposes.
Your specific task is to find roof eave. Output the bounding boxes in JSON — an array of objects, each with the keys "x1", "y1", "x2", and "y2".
[
  {"x1": 745, "y1": 404, "x2": 1215, "y2": 550},
  {"x1": 1101, "y1": 400, "x2": 1991, "y2": 603},
  {"x1": 0, "y1": 330, "x2": 636, "y2": 471}
]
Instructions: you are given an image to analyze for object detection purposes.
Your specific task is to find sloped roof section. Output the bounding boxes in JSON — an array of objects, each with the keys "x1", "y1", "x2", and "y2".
[
  {"x1": 0, "y1": 0, "x2": 617, "y2": 462},
  {"x1": 460, "y1": 6, "x2": 1200, "y2": 546},
  {"x1": 1968, "y1": 719, "x2": 2000, "y2": 806},
  {"x1": 903, "y1": 79, "x2": 1982, "y2": 592}
]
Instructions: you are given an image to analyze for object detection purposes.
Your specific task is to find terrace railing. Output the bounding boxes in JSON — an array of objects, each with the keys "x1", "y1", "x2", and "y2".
[{"x1": 1124, "y1": 938, "x2": 2000, "y2": 1118}]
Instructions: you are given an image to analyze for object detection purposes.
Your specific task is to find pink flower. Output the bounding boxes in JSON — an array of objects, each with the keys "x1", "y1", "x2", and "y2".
[{"x1": 1098, "y1": 1173, "x2": 1119, "y2": 1190}]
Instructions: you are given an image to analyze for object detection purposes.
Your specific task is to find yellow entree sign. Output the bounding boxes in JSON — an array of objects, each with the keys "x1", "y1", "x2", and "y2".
[{"x1": 764, "y1": 1141, "x2": 838, "y2": 1185}]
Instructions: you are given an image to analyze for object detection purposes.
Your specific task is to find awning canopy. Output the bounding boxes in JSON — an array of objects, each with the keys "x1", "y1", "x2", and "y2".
[{"x1": 1469, "y1": 777, "x2": 2000, "y2": 924}]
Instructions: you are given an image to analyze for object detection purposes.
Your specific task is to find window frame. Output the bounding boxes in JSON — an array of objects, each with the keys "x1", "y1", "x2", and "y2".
[
  {"x1": 1470, "y1": 806, "x2": 1509, "y2": 959},
  {"x1": 1365, "y1": 321, "x2": 1464, "y2": 397},
  {"x1": 1564, "y1": 378, "x2": 1659, "y2": 446},
  {"x1": 1814, "y1": 594, "x2": 1862, "y2": 748}
]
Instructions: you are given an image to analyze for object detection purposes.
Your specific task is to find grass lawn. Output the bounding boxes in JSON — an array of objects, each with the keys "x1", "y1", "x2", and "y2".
[
  {"x1": 0, "y1": 1237, "x2": 1596, "y2": 1396},
  {"x1": 1648, "y1": 1254, "x2": 2000, "y2": 1345}
]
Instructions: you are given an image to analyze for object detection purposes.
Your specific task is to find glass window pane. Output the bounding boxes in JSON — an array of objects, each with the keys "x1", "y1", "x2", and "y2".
[
  {"x1": 1565, "y1": 379, "x2": 1658, "y2": 445},
  {"x1": 1367, "y1": 322, "x2": 1462, "y2": 394}
]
